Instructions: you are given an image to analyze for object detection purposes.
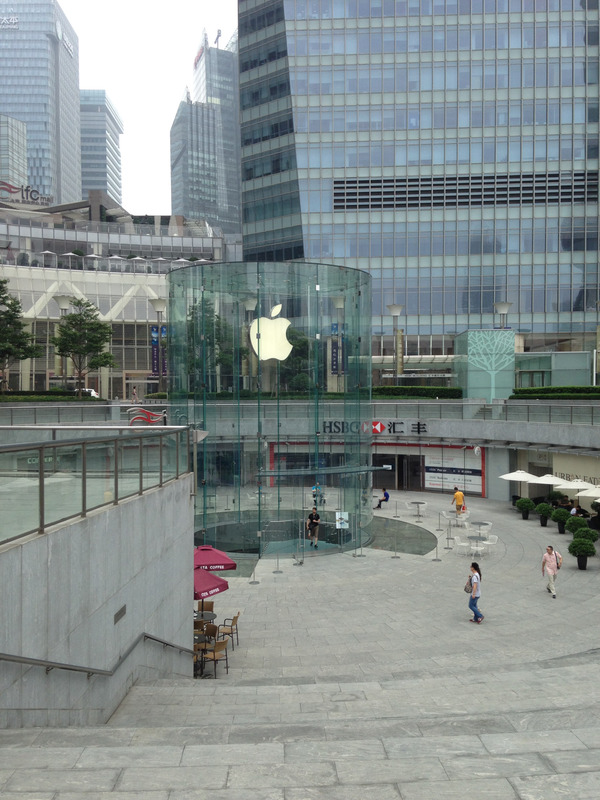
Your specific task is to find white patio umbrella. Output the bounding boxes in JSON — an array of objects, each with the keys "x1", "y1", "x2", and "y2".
[
  {"x1": 499, "y1": 470, "x2": 539, "y2": 498},
  {"x1": 553, "y1": 479, "x2": 595, "y2": 491},
  {"x1": 499, "y1": 470, "x2": 538, "y2": 482},
  {"x1": 527, "y1": 474, "x2": 564, "y2": 485},
  {"x1": 575, "y1": 487, "x2": 600, "y2": 498}
]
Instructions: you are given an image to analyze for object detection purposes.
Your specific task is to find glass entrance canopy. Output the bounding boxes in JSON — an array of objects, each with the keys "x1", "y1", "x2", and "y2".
[{"x1": 168, "y1": 261, "x2": 372, "y2": 555}]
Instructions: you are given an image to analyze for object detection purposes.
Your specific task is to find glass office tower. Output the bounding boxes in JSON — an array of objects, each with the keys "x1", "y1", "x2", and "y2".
[
  {"x1": 0, "y1": 0, "x2": 81, "y2": 203},
  {"x1": 239, "y1": 0, "x2": 600, "y2": 358},
  {"x1": 80, "y1": 90, "x2": 123, "y2": 205},
  {"x1": 0, "y1": 115, "x2": 27, "y2": 186},
  {"x1": 170, "y1": 31, "x2": 241, "y2": 233}
]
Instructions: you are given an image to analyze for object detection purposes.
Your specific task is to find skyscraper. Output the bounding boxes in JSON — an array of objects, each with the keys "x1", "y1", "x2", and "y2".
[
  {"x1": 0, "y1": 0, "x2": 81, "y2": 204},
  {"x1": 80, "y1": 90, "x2": 124, "y2": 205},
  {"x1": 170, "y1": 31, "x2": 241, "y2": 233},
  {"x1": 239, "y1": 0, "x2": 600, "y2": 359},
  {"x1": 0, "y1": 115, "x2": 27, "y2": 186}
]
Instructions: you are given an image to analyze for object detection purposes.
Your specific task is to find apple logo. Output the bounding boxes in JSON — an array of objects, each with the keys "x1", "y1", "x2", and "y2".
[{"x1": 249, "y1": 304, "x2": 293, "y2": 361}]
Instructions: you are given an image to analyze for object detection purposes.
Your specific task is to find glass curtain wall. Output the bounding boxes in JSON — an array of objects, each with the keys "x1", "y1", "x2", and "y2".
[{"x1": 169, "y1": 261, "x2": 372, "y2": 555}]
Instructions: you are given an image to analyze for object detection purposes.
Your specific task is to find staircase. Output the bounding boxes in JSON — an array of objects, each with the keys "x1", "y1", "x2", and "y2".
[{"x1": 2, "y1": 497, "x2": 600, "y2": 798}]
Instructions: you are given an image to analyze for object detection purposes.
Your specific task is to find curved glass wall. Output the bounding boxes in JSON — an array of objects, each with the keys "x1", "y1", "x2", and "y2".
[{"x1": 169, "y1": 261, "x2": 372, "y2": 555}]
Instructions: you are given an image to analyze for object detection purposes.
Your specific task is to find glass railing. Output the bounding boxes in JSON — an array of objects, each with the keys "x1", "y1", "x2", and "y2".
[{"x1": 0, "y1": 427, "x2": 190, "y2": 545}]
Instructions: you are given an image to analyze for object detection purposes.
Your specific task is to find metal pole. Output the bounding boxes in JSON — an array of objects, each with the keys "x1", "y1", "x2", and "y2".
[
  {"x1": 444, "y1": 519, "x2": 454, "y2": 550},
  {"x1": 436, "y1": 511, "x2": 444, "y2": 532},
  {"x1": 393, "y1": 500, "x2": 400, "y2": 519},
  {"x1": 391, "y1": 529, "x2": 400, "y2": 559},
  {"x1": 273, "y1": 551, "x2": 282, "y2": 574},
  {"x1": 432, "y1": 541, "x2": 441, "y2": 562}
]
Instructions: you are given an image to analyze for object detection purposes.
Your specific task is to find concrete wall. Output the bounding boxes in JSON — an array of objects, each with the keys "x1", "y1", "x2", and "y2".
[{"x1": 0, "y1": 474, "x2": 194, "y2": 728}]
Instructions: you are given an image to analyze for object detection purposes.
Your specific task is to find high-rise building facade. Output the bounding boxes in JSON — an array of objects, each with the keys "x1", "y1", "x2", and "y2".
[
  {"x1": 239, "y1": 0, "x2": 600, "y2": 358},
  {"x1": 0, "y1": 1, "x2": 81, "y2": 204},
  {"x1": 170, "y1": 31, "x2": 241, "y2": 233},
  {"x1": 80, "y1": 90, "x2": 123, "y2": 205},
  {"x1": 0, "y1": 115, "x2": 27, "y2": 186}
]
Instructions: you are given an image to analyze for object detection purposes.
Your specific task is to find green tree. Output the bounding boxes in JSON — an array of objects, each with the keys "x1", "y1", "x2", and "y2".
[
  {"x1": 51, "y1": 298, "x2": 117, "y2": 397},
  {"x1": 0, "y1": 279, "x2": 42, "y2": 392}
]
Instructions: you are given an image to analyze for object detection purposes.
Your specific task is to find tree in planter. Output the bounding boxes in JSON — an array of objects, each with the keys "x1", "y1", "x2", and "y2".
[
  {"x1": 571, "y1": 527, "x2": 598, "y2": 543},
  {"x1": 551, "y1": 507, "x2": 570, "y2": 534},
  {"x1": 565, "y1": 516, "x2": 590, "y2": 537},
  {"x1": 568, "y1": 536, "x2": 596, "y2": 570},
  {"x1": 516, "y1": 497, "x2": 536, "y2": 519},
  {"x1": 0, "y1": 279, "x2": 42, "y2": 392},
  {"x1": 535, "y1": 502, "x2": 553, "y2": 527},
  {"x1": 547, "y1": 490, "x2": 565, "y2": 506},
  {"x1": 51, "y1": 298, "x2": 117, "y2": 398}
]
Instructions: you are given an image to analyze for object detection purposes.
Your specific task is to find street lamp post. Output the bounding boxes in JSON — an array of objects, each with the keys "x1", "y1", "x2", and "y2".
[
  {"x1": 54, "y1": 294, "x2": 71, "y2": 390},
  {"x1": 386, "y1": 304, "x2": 404, "y2": 386},
  {"x1": 493, "y1": 301, "x2": 512, "y2": 330},
  {"x1": 149, "y1": 298, "x2": 167, "y2": 394}
]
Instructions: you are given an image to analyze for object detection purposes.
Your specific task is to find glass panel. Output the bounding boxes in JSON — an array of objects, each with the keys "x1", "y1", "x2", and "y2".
[
  {"x1": 86, "y1": 442, "x2": 115, "y2": 511},
  {"x1": 0, "y1": 448, "x2": 39, "y2": 541},
  {"x1": 118, "y1": 438, "x2": 140, "y2": 499},
  {"x1": 142, "y1": 436, "x2": 160, "y2": 491},
  {"x1": 44, "y1": 444, "x2": 82, "y2": 525}
]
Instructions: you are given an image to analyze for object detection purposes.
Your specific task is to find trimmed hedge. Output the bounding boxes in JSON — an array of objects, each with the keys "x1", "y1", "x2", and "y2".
[
  {"x1": 511, "y1": 386, "x2": 600, "y2": 399},
  {"x1": 372, "y1": 386, "x2": 462, "y2": 399}
]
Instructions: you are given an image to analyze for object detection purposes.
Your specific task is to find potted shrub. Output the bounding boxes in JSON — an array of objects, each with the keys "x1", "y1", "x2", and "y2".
[
  {"x1": 535, "y1": 502, "x2": 553, "y2": 527},
  {"x1": 547, "y1": 490, "x2": 565, "y2": 506},
  {"x1": 516, "y1": 497, "x2": 536, "y2": 520},
  {"x1": 573, "y1": 528, "x2": 598, "y2": 543},
  {"x1": 565, "y1": 516, "x2": 590, "y2": 536},
  {"x1": 568, "y1": 537, "x2": 596, "y2": 570},
  {"x1": 551, "y1": 507, "x2": 570, "y2": 534}
]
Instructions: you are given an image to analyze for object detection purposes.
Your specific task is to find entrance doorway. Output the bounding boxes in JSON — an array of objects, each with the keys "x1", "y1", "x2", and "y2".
[{"x1": 372, "y1": 453, "x2": 423, "y2": 491}]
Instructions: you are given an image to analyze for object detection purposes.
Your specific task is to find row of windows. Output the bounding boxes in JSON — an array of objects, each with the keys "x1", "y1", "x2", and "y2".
[
  {"x1": 240, "y1": 37, "x2": 288, "y2": 73},
  {"x1": 371, "y1": 285, "x2": 599, "y2": 316},
  {"x1": 293, "y1": 136, "x2": 598, "y2": 170},
  {"x1": 289, "y1": 59, "x2": 598, "y2": 94},
  {"x1": 280, "y1": 0, "x2": 596, "y2": 20},
  {"x1": 303, "y1": 217, "x2": 599, "y2": 259},
  {"x1": 241, "y1": 76, "x2": 290, "y2": 110},
  {"x1": 293, "y1": 99, "x2": 597, "y2": 134},
  {"x1": 243, "y1": 148, "x2": 297, "y2": 180},
  {"x1": 242, "y1": 115, "x2": 295, "y2": 145},
  {"x1": 287, "y1": 23, "x2": 597, "y2": 57}
]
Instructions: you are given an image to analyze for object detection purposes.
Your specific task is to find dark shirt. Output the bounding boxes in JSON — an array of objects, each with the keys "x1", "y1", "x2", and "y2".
[
  {"x1": 307, "y1": 512, "x2": 320, "y2": 527},
  {"x1": 382, "y1": 491, "x2": 389, "y2": 503}
]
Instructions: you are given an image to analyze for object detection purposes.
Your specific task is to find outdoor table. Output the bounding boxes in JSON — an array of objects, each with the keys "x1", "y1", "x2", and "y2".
[
  {"x1": 467, "y1": 535, "x2": 486, "y2": 542},
  {"x1": 194, "y1": 611, "x2": 217, "y2": 622},
  {"x1": 470, "y1": 521, "x2": 490, "y2": 536},
  {"x1": 411, "y1": 501, "x2": 426, "y2": 520}
]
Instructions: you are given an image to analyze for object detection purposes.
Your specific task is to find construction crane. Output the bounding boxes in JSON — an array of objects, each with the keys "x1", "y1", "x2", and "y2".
[{"x1": 214, "y1": 29, "x2": 221, "y2": 47}]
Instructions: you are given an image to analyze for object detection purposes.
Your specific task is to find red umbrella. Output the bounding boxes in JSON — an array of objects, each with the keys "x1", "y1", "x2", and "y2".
[
  {"x1": 194, "y1": 545, "x2": 237, "y2": 571},
  {"x1": 194, "y1": 569, "x2": 229, "y2": 600}
]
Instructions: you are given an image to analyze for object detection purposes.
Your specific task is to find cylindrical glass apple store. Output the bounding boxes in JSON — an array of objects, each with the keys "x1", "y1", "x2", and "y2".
[{"x1": 168, "y1": 261, "x2": 372, "y2": 556}]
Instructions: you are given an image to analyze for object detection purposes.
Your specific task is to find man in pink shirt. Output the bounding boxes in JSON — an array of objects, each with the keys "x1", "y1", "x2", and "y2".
[{"x1": 541, "y1": 545, "x2": 562, "y2": 598}]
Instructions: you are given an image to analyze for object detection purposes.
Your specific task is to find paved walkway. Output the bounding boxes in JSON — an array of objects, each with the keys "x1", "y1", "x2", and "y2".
[{"x1": 2, "y1": 490, "x2": 600, "y2": 798}]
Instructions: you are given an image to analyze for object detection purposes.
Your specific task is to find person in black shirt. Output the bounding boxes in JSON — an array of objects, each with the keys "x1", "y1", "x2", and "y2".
[{"x1": 306, "y1": 506, "x2": 321, "y2": 549}]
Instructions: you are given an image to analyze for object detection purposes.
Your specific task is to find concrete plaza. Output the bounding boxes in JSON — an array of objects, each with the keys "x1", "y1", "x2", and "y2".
[{"x1": 1, "y1": 489, "x2": 600, "y2": 798}]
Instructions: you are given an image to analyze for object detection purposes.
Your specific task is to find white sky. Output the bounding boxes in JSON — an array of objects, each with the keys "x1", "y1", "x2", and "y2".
[{"x1": 58, "y1": 0, "x2": 238, "y2": 214}]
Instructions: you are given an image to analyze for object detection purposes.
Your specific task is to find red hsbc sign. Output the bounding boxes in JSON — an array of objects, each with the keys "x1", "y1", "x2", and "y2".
[{"x1": 372, "y1": 421, "x2": 385, "y2": 434}]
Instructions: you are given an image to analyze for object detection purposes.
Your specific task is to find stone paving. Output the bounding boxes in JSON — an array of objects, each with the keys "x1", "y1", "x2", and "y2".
[{"x1": 1, "y1": 489, "x2": 600, "y2": 798}]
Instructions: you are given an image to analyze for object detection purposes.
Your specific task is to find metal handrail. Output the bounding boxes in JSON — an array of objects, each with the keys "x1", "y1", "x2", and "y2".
[{"x1": 0, "y1": 632, "x2": 194, "y2": 680}]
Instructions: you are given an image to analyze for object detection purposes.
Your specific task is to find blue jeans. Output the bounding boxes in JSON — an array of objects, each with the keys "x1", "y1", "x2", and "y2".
[{"x1": 469, "y1": 595, "x2": 482, "y2": 620}]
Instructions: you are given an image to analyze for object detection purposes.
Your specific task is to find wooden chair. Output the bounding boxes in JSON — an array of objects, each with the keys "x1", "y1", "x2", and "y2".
[
  {"x1": 218, "y1": 612, "x2": 240, "y2": 650},
  {"x1": 196, "y1": 600, "x2": 214, "y2": 614},
  {"x1": 201, "y1": 639, "x2": 229, "y2": 678},
  {"x1": 203, "y1": 623, "x2": 219, "y2": 645}
]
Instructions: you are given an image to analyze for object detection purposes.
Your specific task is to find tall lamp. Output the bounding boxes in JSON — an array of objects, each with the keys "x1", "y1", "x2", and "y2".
[
  {"x1": 54, "y1": 294, "x2": 72, "y2": 390},
  {"x1": 386, "y1": 304, "x2": 404, "y2": 385},
  {"x1": 149, "y1": 298, "x2": 167, "y2": 393},
  {"x1": 493, "y1": 301, "x2": 512, "y2": 330}
]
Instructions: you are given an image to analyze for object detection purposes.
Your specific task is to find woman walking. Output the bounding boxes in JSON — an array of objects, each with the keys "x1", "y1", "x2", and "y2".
[{"x1": 469, "y1": 562, "x2": 484, "y2": 624}]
